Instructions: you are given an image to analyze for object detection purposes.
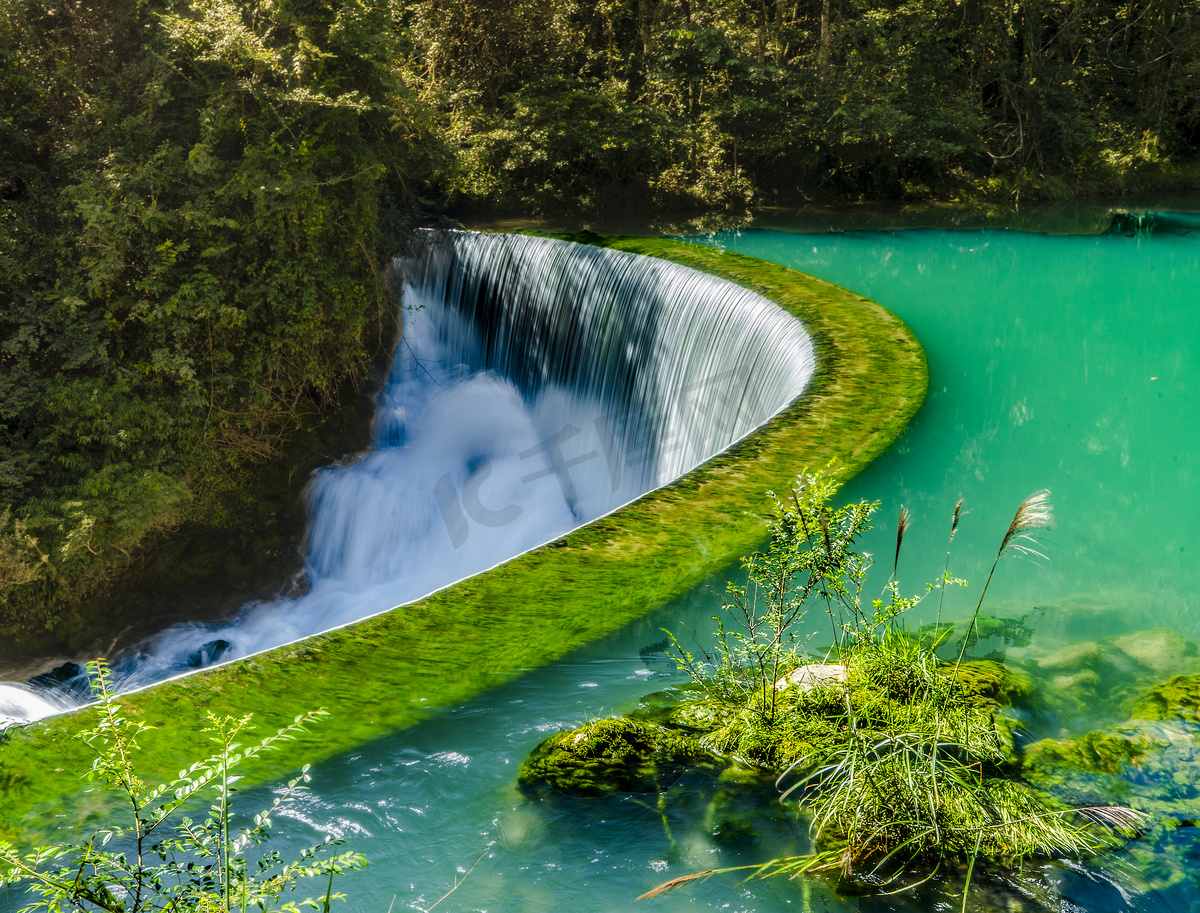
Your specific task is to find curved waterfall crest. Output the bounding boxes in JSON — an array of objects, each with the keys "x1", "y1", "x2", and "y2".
[
  {"x1": 2, "y1": 232, "x2": 816, "y2": 725},
  {"x1": 401, "y1": 229, "x2": 816, "y2": 487}
]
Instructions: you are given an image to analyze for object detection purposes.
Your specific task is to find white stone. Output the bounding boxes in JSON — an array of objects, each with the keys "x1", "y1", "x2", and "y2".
[{"x1": 775, "y1": 663, "x2": 848, "y2": 692}]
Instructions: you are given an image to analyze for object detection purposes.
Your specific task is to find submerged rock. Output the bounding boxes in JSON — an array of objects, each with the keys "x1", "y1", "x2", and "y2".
[
  {"x1": 1034, "y1": 641, "x2": 1104, "y2": 672},
  {"x1": 667, "y1": 699, "x2": 739, "y2": 732},
  {"x1": 1016, "y1": 627, "x2": 1200, "y2": 724},
  {"x1": 518, "y1": 717, "x2": 719, "y2": 796},
  {"x1": 1023, "y1": 671, "x2": 1200, "y2": 823},
  {"x1": 953, "y1": 660, "x2": 1035, "y2": 707},
  {"x1": 1130, "y1": 674, "x2": 1200, "y2": 723},
  {"x1": 1110, "y1": 629, "x2": 1198, "y2": 675}
]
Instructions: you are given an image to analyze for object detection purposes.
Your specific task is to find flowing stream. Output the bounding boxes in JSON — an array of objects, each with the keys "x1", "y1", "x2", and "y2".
[{"x1": 4, "y1": 214, "x2": 1200, "y2": 912}]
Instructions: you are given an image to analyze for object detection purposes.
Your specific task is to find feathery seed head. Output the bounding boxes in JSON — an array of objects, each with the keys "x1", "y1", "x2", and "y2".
[
  {"x1": 998, "y1": 489, "x2": 1054, "y2": 562},
  {"x1": 893, "y1": 505, "x2": 911, "y2": 576}
]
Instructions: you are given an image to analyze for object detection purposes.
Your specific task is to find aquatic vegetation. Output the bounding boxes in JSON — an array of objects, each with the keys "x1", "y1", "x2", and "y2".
[
  {"x1": 1131, "y1": 675, "x2": 1200, "y2": 724},
  {"x1": 520, "y1": 474, "x2": 1149, "y2": 898},
  {"x1": 518, "y1": 717, "x2": 720, "y2": 797},
  {"x1": 0, "y1": 663, "x2": 363, "y2": 912}
]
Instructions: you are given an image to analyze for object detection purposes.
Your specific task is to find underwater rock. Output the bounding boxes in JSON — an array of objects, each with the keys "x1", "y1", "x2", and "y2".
[
  {"x1": 1034, "y1": 641, "x2": 1103, "y2": 672},
  {"x1": 1017, "y1": 628, "x2": 1200, "y2": 725},
  {"x1": 707, "y1": 765, "x2": 787, "y2": 843},
  {"x1": 1025, "y1": 728, "x2": 1158, "y2": 777},
  {"x1": 518, "y1": 717, "x2": 719, "y2": 797},
  {"x1": 1130, "y1": 674, "x2": 1200, "y2": 723},
  {"x1": 954, "y1": 660, "x2": 1035, "y2": 707},
  {"x1": 666, "y1": 700, "x2": 739, "y2": 732},
  {"x1": 1109, "y1": 628, "x2": 1197, "y2": 674},
  {"x1": 1023, "y1": 671, "x2": 1200, "y2": 824}
]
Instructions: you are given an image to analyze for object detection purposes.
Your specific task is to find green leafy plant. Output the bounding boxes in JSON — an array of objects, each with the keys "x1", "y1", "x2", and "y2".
[
  {"x1": 0, "y1": 662, "x2": 365, "y2": 912},
  {"x1": 649, "y1": 472, "x2": 1147, "y2": 900},
  {"x1": 666, "y1": 472, "x2": 875, "y2": 725}
]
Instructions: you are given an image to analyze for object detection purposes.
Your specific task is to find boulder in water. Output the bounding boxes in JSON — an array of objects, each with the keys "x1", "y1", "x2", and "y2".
[
  {"x1": 187, "y1": 639, "x2": 233, "y2": 669},
  {"x1": 27, "y1": 662, "x2": 91, "y2": 700},
  {"x1": 1110, "y1": 629, "x2": 1199, "y2": 675},
  {"x1": 1130, "y1": 674, "x2": 1200, "y2": 723},
  {"x1": 519, "y1": 717, "x2": 717, "y2": 796}
]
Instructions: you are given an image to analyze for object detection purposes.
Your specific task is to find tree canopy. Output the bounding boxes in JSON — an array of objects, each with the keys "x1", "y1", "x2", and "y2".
[
  {"x1": 2, "y1": 0, "x2": 1199, "y2": 637},
  {"x1": 0, "y1": 0, "x2": 445, "y2": 629}
]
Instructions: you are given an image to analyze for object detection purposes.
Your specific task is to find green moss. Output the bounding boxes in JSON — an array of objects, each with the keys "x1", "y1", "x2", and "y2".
[
  {"x1": 518, "y1": 718, "x2": 716, "y2": 796},
  {"x1": 1131, "y1": 675, "x2": 1200, "y2": 723},
  {"x1": 666, "y1": 700, "x2": 739, "y2": 733},
  {"x1": 0, "y1": 236, "x2": 926, "y2": 840},
  {"x1": 1025, "y1": 730, "x2": 1154, "y2": 777},
  {"x1": 953, "y1": 660, "x2": 1036, "y2": 707}
]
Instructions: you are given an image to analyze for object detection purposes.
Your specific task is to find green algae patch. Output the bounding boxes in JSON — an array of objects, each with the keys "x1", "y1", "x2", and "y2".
[
  {"x1": 0, "y1": 236, "x2": 926, "y2": 840},
  {"x1": 519, "y1": 718, "x2": 718, "y2": 796},
  {"x1": 1025, "y1": 730, "x2": 1158, "y2": 777},
  {"x1": 953, "y1": 660, "x2": 1036, "y2": 708},
  {"x1": 1131, "y1": 674, "x2": 1200, "y2": 723}
]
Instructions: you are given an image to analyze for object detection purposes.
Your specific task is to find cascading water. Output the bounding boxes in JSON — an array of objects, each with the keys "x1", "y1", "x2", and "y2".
[{"x1": 0, "y1": 231, "x2": 815, "y2": 725}]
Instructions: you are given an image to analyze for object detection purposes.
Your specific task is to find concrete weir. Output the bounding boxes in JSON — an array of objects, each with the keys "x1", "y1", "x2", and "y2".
[{"x1": 0, "y1": 235, "x2": 926, "y2": 838}]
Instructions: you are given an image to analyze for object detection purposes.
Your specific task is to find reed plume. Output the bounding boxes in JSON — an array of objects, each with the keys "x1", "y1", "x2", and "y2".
[
  {"x1": 998, "y1": 488, "x2": 1054, "y2": 562},
  {"x1": 1077, "y1": 806, "x2": 1151, "y2": 833},
  {"x1": 892, "y1": 505, "x2": 911, "y2": 578},
  {"x1": 955, "y1": 489, "x2": 1054, "y2": 669},
  {"x1": 934, "y1": 497, "x2": 965, "y2": 633},
  {"x1": 636, "y1": 870, "x2": 715, "y2": 899}
]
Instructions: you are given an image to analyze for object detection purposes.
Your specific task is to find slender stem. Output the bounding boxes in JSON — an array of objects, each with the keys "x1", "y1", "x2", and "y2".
[{"x1": 953, "y1": 557, "x2": 1001, "y2": 672}]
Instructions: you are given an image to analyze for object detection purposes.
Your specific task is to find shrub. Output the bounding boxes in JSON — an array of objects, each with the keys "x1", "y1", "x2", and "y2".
[{"x1": 0, "y1": 662, "x2": 364, "y2": 912}]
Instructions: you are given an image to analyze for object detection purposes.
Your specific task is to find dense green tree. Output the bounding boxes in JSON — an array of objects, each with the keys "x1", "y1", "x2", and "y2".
[
  {"x1": 406, "y1": 0, "x2": 1200, "y2": 210},
  {"x1": 3, "y1": 0, "x2": 1199, "y2": 638},
  {"x1": 0, "y1": 0, "x2": 446, "y2": 627}
]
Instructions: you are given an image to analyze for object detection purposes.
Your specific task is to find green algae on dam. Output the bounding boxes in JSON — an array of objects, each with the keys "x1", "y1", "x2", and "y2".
[{"x1": 0, "y1": 237, "x2": 926, "y2": 839}]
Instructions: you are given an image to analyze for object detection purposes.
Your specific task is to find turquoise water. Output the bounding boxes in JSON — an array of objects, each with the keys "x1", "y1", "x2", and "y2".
[
  {"x1": 6, "y1": 218, "x2": 1200, "y2": 912},
  {"x1": 705, "y1": 225, "x2": 1200, "y2": 655}
]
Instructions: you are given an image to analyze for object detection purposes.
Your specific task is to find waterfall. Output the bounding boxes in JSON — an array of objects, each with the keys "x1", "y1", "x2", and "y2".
[{"x1": 6, "y1": 231, "x2": 816, "y2": 721}]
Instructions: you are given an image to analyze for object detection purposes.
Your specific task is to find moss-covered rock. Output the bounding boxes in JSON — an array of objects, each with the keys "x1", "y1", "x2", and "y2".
[
  {"x1": 1021, "y1": 670, "x2": 1200, "y2": 824},
  {"x1": 1109, "y1": 629, "x2": 1199, "y2": 675},
  {"x1": 667, "y1": 700, "x2": 739, "y2": 733},
  {"x1": 1131, "y1": 674, "x2": 1200, "y2": 723},
  {"x1": 518, "y1": 717, "x2": 719, "y2": 796},
  {"x1": 1025, "y1": 729, "x2": 1156, "y2": 777},
  {"x1": 953, "y1": 660, "x2": 1036, "y2": 707}
]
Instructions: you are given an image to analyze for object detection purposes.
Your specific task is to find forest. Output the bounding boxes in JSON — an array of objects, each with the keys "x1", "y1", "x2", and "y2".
[{"x1": 2, "y1": 0, "x2": 1199, "y2": 640}]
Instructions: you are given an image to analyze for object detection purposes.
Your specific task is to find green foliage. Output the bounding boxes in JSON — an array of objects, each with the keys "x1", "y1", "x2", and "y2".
[
  {"x1": 0, "y1": 0, "x2": 449, "y2": 628},
  {"x1": 667, "y1": 472, "x2": 874, "y2": 721},
  {"x1": 649, "y1": 475, "x2": 1146, "y2": 896},
  {"x1": 405, "y1": 0, "x2": 1200, "y2": 211},
  {"x1": 0, "y1": 662, "x2": 364, "y2": 912}
]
